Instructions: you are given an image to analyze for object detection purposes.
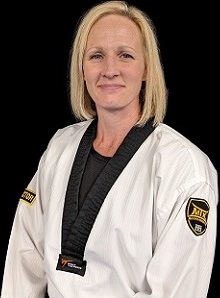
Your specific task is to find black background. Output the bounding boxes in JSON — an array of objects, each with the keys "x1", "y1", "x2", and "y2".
[{"x1": 2, "y1": 1, "x2": 218, "y2": 296}]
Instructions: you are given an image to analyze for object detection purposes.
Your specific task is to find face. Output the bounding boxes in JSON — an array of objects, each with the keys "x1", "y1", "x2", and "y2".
[{"x1": 83, "y1": 14, "x2": 146, "y2": 115}]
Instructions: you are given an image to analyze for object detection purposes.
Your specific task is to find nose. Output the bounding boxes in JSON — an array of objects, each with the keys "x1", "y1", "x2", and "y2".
[{"x1": 101, "y1": 56, "x2": 120, "y2": 79}]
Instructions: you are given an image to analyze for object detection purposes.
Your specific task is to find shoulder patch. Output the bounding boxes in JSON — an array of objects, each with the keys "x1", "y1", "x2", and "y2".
[
  {"x1": 186, "y1": 198, "x2": 209, "y2": 236},
  {"x1": 20, "y1": 188, "x2": 36, "y2": 205}
]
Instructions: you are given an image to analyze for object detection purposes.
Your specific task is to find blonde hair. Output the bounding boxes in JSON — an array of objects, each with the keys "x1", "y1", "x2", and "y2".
[{"x1": 69, "y1": 0, "x2": 168, "y2": 126}]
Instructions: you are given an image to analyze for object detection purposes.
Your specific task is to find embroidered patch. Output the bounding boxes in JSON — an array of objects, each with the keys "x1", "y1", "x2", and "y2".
[
  {"x1": 20, "y1": 188, "x2": 36, "y2": 205},
  {"x1": 186, "y1": 198, "x2": 209, "y2": 236},
  {"x1": 56, "y1": 254, "x2": 87, "y2": 276}
]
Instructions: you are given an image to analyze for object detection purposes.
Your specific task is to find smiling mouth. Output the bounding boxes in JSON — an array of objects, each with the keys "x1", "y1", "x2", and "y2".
[{"x1": 99, "y1": 84, "x2": 124, "y2": 92}]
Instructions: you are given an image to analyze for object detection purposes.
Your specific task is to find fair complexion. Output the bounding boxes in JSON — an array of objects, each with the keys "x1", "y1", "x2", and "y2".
[{"x1": 83, "y1": 14, "x2": 146, "y2": 156}]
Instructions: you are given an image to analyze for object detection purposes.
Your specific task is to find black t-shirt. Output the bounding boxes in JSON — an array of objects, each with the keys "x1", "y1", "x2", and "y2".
[{"x1": 79, "y1": 147, "x2": 111, "y2": 211}]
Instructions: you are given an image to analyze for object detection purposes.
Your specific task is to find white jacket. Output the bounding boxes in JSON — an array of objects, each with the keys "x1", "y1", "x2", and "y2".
[{"x1": 1, "y1": 120, "x2": 218, "y2": 297}]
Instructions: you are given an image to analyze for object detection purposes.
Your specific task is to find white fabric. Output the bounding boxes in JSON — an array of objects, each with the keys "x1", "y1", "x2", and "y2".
[{"x1": 1, "y1": 120, "x2": 218, "y2": 298}]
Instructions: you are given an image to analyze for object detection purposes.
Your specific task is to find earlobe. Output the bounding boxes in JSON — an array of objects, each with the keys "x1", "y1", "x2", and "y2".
[
  {"x1": 142, "y1": 67, "x2": 147, "y2": 81},
  {"x1": 82, "y1": 69, "x2": 86, "y2": 81},
  {"x1": 142, "y1": 75, "x2": 146, "y2": 81}
]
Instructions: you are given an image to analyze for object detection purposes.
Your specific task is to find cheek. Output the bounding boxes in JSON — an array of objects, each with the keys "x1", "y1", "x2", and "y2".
[
  {"x1": 128, "y1": 69, "x2": 145, "y2": 83},
  {"x1": 83, "y1": 62, "x2": 101, "y2": 81},
  {"x1": 83, "y1": 69, "x2": 98, "y2": 82},
  {"x1": 126, "y1": 63, "x2": 145, "y2": 79}
]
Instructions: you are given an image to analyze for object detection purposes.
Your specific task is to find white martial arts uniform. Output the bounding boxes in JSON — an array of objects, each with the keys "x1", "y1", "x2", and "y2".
[{"x1": 1, "y1": 120, "x2": 218, "y2": 298}]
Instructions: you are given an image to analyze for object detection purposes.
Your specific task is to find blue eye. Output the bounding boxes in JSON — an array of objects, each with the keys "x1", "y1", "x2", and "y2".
[
  {"x1": 90, "y1": 53, "x2": 103, "y2": 60},
  {"x1": 121, "y1": 53, "x2": 133, "y2": 59}
]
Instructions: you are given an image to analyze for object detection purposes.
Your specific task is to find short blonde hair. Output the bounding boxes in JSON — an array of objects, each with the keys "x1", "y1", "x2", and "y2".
[{"x1": 69, "y1": 0, "x2": 168, "y2": 126}]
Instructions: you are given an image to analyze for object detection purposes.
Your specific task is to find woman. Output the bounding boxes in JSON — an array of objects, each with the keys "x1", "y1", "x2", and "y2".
[{"x1": 1, "y1": 1, "x2": 218, "y2": 297}]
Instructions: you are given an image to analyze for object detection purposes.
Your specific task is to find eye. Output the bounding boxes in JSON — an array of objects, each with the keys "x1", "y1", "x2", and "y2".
[
  {"x1": 120, "y1": 53, "x2": 134, "y2": 59},
  {"x1": 90, "y1": 53, "x2": 103, "y2": 60}
]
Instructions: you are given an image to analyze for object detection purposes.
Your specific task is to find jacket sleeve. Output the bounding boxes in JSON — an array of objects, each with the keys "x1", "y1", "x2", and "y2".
[
  {"x1": 1, "y1": 171, "x2": 47, "y2": 297},
  {"x1": 133, "y1": 178, "x2": 218, "y2": 298}
]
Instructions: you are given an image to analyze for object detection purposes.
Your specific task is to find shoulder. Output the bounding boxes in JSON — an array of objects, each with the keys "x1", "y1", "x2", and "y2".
[
  {"x1": 41, "y1": 120, "x2": 93, "y2": 158},
  {"x1": 47, "y1": 119, "x2": 93, "y2": 148},
  {"x1": 36, "y1": 119, "x2": 93, "y2": 171},
  {"x1": 152, "y1": 123, "x2": 217, "y2": 188},
  {"x1": 154, "y1": 123, "x2": 211, "y2": 162},
  {"x1": 52, "y1": 119, "x2": 93, "y2": 140}
]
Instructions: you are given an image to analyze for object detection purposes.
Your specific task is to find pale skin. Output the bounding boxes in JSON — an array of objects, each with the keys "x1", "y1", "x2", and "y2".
[{"x1": 83, "y1": 14, "x2": 146, "y2": 157}]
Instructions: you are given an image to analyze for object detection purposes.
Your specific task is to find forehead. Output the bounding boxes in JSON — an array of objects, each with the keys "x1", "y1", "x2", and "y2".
[{"x1": 87, "y1": 14, "x2": 142, "y2": 42}]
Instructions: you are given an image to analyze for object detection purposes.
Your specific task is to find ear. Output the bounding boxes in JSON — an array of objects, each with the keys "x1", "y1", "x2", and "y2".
[
  {"x1": 82, "y1": 67, "x2": 86, "y2": 81},
  {"x1": 142, "y1": 66, "x2": 147, "y2": 81}
]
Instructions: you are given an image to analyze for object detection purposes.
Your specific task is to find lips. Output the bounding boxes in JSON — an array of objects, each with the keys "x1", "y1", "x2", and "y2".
[{"x1": 99, "y1": 84, "x2": 124, "y2": 92}]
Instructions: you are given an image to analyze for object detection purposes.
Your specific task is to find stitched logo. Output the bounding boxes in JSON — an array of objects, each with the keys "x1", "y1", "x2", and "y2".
[
  {"x1": 56, "y1": 254, "x2": 87, "y2": 276},
  {"x1": 61, "y1": 258, "x2": 74, "y2": 267},
  {"x1": 20, "y1": 188, "x2": 36, "y2": 205},
  {"x1": 186, "y1": 198, "x2": 209, "y2": 236}
]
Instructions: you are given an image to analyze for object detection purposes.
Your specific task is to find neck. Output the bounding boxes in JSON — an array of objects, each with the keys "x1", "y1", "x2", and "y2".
[{"x1": 93, "y1": 116, "x2": 139, "y2": 157}]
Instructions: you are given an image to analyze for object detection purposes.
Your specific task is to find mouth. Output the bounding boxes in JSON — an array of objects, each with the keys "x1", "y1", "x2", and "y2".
[{"x1": 99, "y1": 84, "x2": 124, "y2": 92}]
